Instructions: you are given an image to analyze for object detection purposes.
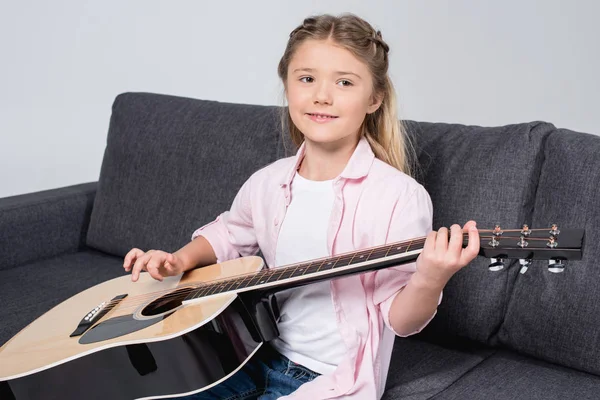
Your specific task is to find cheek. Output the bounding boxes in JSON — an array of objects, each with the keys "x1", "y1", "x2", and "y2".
[
  {"x1": 341, "y1": 98, "x2": 369, "y2": 124},
  {"x1": 286, "y1": 85, "x2": 309, "y2": 109}
]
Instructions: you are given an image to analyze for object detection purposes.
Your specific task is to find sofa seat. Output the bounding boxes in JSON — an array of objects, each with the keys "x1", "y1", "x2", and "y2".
[{"x1": 385, "y1": 338, "x2": 600, "y2": 400}]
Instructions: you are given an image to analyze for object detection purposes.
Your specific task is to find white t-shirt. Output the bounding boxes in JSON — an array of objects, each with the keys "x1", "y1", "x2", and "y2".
[{"x1": 270, "y1": 172, "x2": 347, "y2": 375}]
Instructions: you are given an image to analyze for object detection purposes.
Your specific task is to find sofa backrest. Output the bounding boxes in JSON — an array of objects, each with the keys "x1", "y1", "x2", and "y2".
[
  {"x1": 89, "y1": 93, "x2": 599, "y2": 373},
  {"x1": 87, "y1": 93, "x2": 284, "y2": 256},
  {"x1": 404, "y1": 120, "x2": 556, "y2": 345},
  {"x1": 499, "y1": 128, "x2": 600, "y2": 375}
]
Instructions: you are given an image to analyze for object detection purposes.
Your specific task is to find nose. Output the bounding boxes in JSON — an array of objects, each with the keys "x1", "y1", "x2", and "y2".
[{"x1": 313, "y1": 81, "x2": 332, "y2": 105}]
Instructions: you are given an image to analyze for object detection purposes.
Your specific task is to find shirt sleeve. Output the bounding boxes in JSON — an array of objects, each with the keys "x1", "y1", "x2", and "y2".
[
  {"x1": 373, "y1": 184, "x2": 442, "y2": 337},
  {"x1": 190, "y1": 174, "x2": 260, "y2": 264}
]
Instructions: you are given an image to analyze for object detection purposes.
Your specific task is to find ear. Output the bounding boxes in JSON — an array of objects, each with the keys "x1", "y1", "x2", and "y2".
[{"x1": 367, "y1": 92, "x2": 383, "y2": 114}]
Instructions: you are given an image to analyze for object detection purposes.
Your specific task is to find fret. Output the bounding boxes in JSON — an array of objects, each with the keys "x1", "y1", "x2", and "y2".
[
  {"x1": 384, "y1": 244, "x2": 392, "y2": 258},
  {"x1": 304, "y1": 262, "x2": 321, "y2": 274},
  {"x1": 270, "y1": 267, "x2": 289, "y2": 282},
  {"x1": 221, "y1": 278, "x2": 240, "y2": 292},
  {"x1": 332, "y1": 256, "x2": 347, "y2": 269},
  {"x1": 184, "y1": 287, "x2": 202, "y2": 302},
  {"x1": 206, "y1": 282, "x2": 222, "y2": 296},
  {"x1": 314, "y1": 260, "x2": 327, "y2": 273},
  {"x1": 264, "y1": 268, "x2": 280, "y2": 283},
  {"x1": 229, "y1": 275, "x2": 249, "y2": 291},
  {"x1": 276, "y1": 266, "x2": 298, "y2": 280},
  {"x1": 253, "y1": 271, "x2": 272, "y2": 286},
  {"x1": 348, "y1": 250, "x2": 369, "y2": 264},
  {"x1": 288, "y1": 264, "x2": 310, "y2": 278},
  {"x1": 246, "y1": 272, "x2": 266, "y2": 288},
  {"x1": 194, "y1": 284, "x2": 212, "y2": 299}
]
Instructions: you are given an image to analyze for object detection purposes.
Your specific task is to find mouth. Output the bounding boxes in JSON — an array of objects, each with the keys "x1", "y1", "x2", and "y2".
[{"x1": 305, "y1": 112, "x2": 339, "y2": 120}]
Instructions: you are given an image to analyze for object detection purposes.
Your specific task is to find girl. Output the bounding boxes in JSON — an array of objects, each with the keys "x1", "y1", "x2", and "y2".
[{"x1": 123, "y1": 13, "x2": 479, "y2": 400}]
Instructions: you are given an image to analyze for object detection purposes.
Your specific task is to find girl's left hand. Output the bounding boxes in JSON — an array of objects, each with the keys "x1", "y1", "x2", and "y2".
[{"x1": 414, "y1": 220, "x2": 480, "y2": 289}]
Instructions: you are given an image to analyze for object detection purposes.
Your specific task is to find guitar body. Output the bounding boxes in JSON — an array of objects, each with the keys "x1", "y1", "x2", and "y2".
[{"x1": 0, "y1": 256, "x2": 269, "y2": 400}]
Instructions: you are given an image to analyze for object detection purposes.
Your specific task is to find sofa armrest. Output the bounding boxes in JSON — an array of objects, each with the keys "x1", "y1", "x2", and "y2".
[{"x1": 0, "y1": 182, "x2": 98, "y2": 271}]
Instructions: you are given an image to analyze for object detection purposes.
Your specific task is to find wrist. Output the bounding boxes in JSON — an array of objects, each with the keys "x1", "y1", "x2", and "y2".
[
  {"x1": 411, "y1": 270, "x2": 449, "y2": 292},
  {"x1": 174, "y1": 249, "x2": 193, "y2": 272}
]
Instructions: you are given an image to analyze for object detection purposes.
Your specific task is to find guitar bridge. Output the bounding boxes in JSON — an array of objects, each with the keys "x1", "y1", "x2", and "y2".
[{"x1": 70, "y1": 294, "x2": 128, "y2": 337}]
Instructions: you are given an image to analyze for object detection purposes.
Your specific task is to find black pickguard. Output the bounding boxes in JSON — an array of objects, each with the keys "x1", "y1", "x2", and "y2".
[{"x1": 79, "y1": 314, "x2": 168, "y2": 344}]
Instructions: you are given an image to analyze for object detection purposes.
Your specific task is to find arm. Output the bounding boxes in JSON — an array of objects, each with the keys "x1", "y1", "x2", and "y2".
[
  {"x1": 174, "y1": 235, "x2": 217, "y2": 272},
  {"x1": 388, "y1": 221, "x2": 479, "y2": 336},
  {"x1": 188, "y1": 172, "x2": 259, "y2": 266},
  {"x1": 373, "y1": 185, "x2": 437, "y2": 337}
]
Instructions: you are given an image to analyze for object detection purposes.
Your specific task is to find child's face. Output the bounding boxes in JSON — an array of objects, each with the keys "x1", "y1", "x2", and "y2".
[{"x1": 286, "y1": 39, "x2": 381, "y2": 147}]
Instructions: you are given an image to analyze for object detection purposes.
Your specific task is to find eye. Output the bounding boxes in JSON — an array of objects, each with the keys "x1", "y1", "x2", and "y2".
[
  {"x1": 337, "y1": 79, "x2": 353, "y2": 87},
  {"x1": 299, "y1": 76, "x2": 314, "y2": 83}
]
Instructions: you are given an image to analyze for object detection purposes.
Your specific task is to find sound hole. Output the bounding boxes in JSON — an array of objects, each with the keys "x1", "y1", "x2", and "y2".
[{"x1": 141, "y1": 287, "x2": 196, "y2": 317}]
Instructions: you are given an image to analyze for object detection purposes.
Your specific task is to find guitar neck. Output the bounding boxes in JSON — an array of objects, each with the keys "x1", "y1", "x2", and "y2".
[{"x1": 185, "y1": 238, "x2": 427, "y2": 301}]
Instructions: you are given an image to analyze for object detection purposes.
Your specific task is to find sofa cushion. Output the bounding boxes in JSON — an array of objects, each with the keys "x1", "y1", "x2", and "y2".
[
  {"x1": 0, "y1": 249, "x2": 125, "y2": 346},
  {"x1": 430, "y1": 350, "x2": 600, "y2": 400},
  {"x1": 500, "y1": 128, "x2": 600, "y2": 375},
  {"x1": 86, "y1": 93, "x2": 283, "y2": 256},
  {"x1": 403, "y1": 121, "x2": 555, "y2": 345},
  {"x1": 383, "y1": 337, "x2": 495, "y2": 400}
]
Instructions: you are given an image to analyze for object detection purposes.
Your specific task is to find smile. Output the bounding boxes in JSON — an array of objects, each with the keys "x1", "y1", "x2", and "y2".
[{"x1": 306, "y1": 113, "x2": 339, "y2": 123}]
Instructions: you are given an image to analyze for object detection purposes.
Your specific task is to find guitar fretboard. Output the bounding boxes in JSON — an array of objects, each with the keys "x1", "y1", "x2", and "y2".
[{"x1": 185, "y1": 237, "x2": 425, "y2": 301}]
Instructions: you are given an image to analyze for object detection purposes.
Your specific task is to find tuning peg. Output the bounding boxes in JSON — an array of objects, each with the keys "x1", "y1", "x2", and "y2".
[
  {"x1": 488, "y1": 258, "x2": 505, "y2": 271},
  {"x1": 547, "y1": 236, "x2": 558, "y2": 248},
  {"x1": 548, "y1": 259, "x2": 565, "y2": 273},
  {"x1": 519, "y1": 259, "x2": 532, "y2": 274},
  {"x1": 549, "y1": 223, "x2": 560, "y2": 237}
]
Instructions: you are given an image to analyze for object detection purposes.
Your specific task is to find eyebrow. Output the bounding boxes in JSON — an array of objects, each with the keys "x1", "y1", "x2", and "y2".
[{"x1": 292, "y1": 67, "x2": 362, "y2": 80}]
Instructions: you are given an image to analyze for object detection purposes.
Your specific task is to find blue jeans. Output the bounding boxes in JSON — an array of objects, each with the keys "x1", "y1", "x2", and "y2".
[{"x1": 179, "y1": 344, "x2": 321, "y2": 400}]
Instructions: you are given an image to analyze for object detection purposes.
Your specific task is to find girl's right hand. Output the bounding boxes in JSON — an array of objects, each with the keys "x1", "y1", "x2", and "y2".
[{"x1": 123, "y1": 248, "x2": 185, "y2": 282}]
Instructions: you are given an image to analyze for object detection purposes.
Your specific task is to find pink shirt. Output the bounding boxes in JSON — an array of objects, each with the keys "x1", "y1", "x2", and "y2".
[{"x1": 192, "y1": 137, "x2": 437, "y2": 399}]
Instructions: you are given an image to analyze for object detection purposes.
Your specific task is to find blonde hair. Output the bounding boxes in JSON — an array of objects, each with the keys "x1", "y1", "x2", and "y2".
[{"x1": 277, "y1": 13, "x2": 414, "y2": 176}]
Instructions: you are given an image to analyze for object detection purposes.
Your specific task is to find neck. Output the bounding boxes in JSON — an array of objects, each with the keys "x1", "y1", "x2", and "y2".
[{"x1": 298, "y1": 136, "x2": 359, "y2": 181}]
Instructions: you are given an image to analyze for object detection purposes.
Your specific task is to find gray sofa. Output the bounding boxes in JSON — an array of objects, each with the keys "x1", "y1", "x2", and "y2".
[{"x1": 1, "y1": 92, "x2": 599, "y2": 399}]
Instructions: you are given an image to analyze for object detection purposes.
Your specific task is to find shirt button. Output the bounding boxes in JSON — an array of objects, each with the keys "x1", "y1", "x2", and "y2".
[{"x1": 274, "y1": 218, "x2": 279, "y2": 226}]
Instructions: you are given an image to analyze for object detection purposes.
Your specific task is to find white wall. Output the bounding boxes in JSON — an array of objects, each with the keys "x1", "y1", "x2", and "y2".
[{"x1": 1, "y1": 0, "x2": 598, "y2": 198}]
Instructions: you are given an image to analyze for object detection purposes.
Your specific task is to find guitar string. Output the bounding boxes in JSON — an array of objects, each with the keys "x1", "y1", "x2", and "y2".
[
  {"x1": 96, "y1": 236, "x2": 430, "y2": 312},
  {"x1": 93, "y1": 231, "x2": 563, "y2": 312},
  {"x1": 92, "y1": 229, "x2": 562, "y2": 313}
]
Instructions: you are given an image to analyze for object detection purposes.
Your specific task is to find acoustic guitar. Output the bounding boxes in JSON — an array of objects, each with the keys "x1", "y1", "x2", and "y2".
[{"x1": 0, "y1": 225, "x2": 584, "y2": 399}]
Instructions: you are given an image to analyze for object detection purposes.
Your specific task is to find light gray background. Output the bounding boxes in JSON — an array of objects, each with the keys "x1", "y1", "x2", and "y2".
[{"x1": 1, "y1": 1, "x2": 598, "y2": 198}]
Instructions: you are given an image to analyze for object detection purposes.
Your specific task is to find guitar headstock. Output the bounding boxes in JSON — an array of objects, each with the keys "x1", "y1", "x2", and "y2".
[{"x1": 473, "y1": 224, "x2": 584, "y2": 274}]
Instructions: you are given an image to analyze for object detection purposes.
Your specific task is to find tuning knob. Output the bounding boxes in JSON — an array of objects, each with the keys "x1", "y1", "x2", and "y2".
[
  {"x1": 488, "y1": 258, "x2": 505, "y2": 271},
  {"x1": 519, "y1": 259, "x2": 532, "y2": 274},
  {"x1": 548, "y1": 259, "x2": 565, "y2": 273}
]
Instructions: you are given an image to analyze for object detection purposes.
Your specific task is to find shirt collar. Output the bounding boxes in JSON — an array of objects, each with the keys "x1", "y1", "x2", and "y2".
[{"x1": 281, "y1": 137, "x2": 375, "y2": 187}]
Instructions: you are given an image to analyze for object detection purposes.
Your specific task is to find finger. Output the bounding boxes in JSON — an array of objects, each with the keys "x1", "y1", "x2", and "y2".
[
  {"x1": 460, "y1": 225, "x2": 480, "y2": 266},
  {"x1": 131, "y1": 253, "x2": 152, "y2": 282},
  {"x1": 146, "y1": 263, "x2": 164, "y2": 282},
  {"x1": 165, "y1": 253, "x2": 182, "y2": 274},
  {"x1": 423, "y1": 231, "x2": 437, "y2": 254},
  {"x1": 436, "y1": 227, "x2": 449, "y2": 253},
  {"x1": 146, "y1": 253, "x2": 167, "y2": 281},
  {"x1": 448, "y1": 224, "x2": 463, "y2": 253},
  {"x1": 123, "y1": 248, "x2": 143, "y2": 271},
  {"x1": 163, "y1": 254, "x2": 176, "y2": 274},
  {"x1": 462, "y1": 220, "x2": 477, "y2": 231}
]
